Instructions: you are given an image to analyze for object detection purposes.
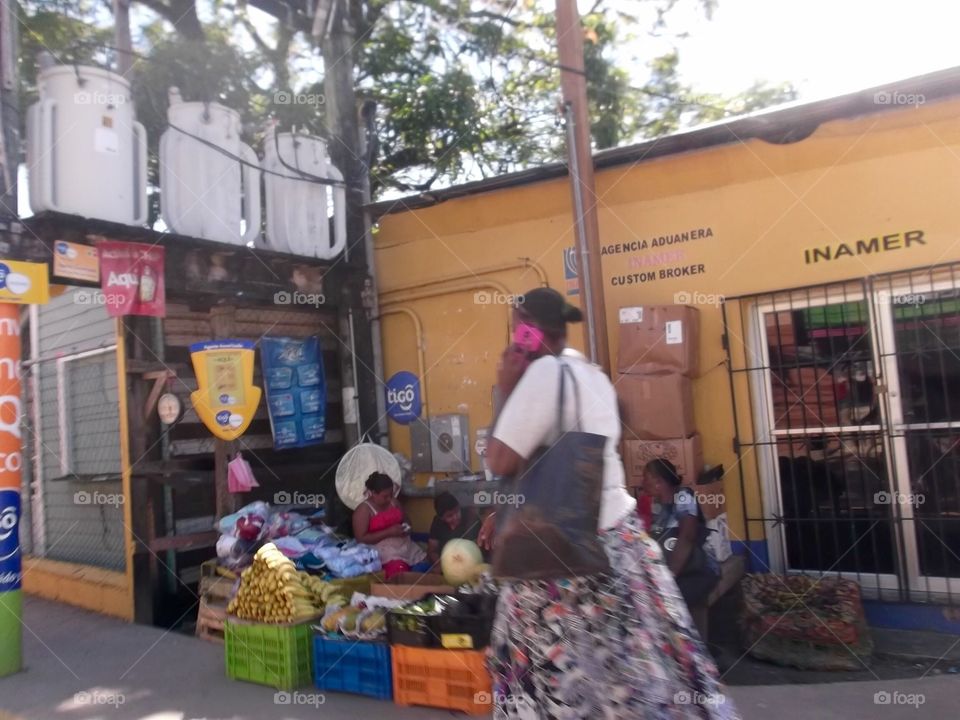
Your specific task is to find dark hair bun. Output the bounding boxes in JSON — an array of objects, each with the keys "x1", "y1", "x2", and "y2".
[{"x1": 366, "y1": 471, "x2": 394, "y2": 493}]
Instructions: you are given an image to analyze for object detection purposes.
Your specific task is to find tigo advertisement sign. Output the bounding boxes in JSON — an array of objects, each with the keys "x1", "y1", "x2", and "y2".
[
  {"x1": 189, "y1": 340, "x2": 261, "y2": 441},
  {"x1": 385, "y1": 371, "x2": 421, "y2": 425},
  {"x1": 0, "y1": 304, "x2": 21, "y2": 593},
  {"x1": 53, "y1": 241, "x2": 100, "y2": 284},
  {"x1": 0, "y1": 491, "x2": 20, "y2": 592},
  {"x1": 0, "y1": 260, "x2": 49, "y2": 305}
]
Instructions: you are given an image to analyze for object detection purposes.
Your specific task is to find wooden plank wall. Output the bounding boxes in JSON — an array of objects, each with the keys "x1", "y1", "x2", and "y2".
[
  {"x1": 154, "y1": 303, "x2": 348, "y2": 621},
  {"x1": 163, "y1": 302, "x2": 347, "y2": 510}
]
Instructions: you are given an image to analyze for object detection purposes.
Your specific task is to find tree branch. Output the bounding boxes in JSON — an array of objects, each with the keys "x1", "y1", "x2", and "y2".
[
  {"x1": 133, "y1": 0, "x2": 205, "y2": 40},
  {"x1": 464, "y1": 9, "x2": 525, "y2": 27},
  {"x1": 237, "y1": 13, "x2": 273, "y2": 55}
]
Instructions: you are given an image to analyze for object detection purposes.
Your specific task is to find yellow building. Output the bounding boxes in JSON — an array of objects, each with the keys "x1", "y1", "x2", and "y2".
[{"x1": 374, "y1": 68, "x2": 960, "y2": 625}]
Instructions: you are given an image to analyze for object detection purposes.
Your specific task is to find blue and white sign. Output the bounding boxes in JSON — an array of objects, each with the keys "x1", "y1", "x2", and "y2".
[
  {"x1": 261, "y1": 337, "x2": 326, "y2": 450},
  {"x1": 0, "y1": 489, "x2": 21, "y2": 592},
  {"x1": 385, "y1": 371, "x2": 421, "y2": 425}
]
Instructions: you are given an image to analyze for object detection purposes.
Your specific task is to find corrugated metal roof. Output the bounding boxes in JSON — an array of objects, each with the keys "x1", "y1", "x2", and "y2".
[{"x1": 369, "y1": 65, "x2": 960, "y2": 217}]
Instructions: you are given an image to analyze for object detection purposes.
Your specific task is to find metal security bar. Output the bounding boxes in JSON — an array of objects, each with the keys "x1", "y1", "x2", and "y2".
[{"x1": 724, "y1": 264, "x2": 960, "y2": 605}]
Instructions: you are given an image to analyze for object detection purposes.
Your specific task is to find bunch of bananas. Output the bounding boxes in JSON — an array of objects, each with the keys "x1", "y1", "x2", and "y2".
[{"x1": 226, "y1": 544, "x2": 322, "y2": 623}]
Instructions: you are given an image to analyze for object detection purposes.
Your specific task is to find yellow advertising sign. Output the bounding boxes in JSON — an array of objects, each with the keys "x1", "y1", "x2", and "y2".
[
  {"x1": 0, "y1": 260, "x2": 49, "y2": 305},
  {"x1": 189, "y1": 340, "x2": 261, "y2": 441},
  {"x1": 53, "y1": 240, "x2": 100, "y2": 283}
]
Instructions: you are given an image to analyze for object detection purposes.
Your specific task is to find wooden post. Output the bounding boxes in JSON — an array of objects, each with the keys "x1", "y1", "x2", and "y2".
[
  {"x1": 121, "y1": 316, "x2": 166, "y2": 625},
  {"x1": 113, "y1": 0, "x2": 133, "y2": 77},
  {"x1": 0, "y1": 0, "x2": 19, "y2": 215},
  {"x1": 321, "y1": 0, "x2": 382, "y2": 443},
  {"x1": 555, "y1": 0, "x2": 610, "y2": 374},
  {"x1": 210, "y1": 306, "x2": 237, "y2": 520}
]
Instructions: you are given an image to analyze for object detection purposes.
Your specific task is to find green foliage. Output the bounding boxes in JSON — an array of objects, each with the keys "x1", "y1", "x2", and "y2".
[
  {"x1": 17, "y1": 0, "x2": 797, "y2": 197},
  {"x1": 17, "y1": 2, "x2": 113, "y2": 110}
]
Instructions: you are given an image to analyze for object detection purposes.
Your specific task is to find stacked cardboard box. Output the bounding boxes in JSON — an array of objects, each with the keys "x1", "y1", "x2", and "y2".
[{"x1": 616, "y1": 305, "x2": 703, "y2": 488}]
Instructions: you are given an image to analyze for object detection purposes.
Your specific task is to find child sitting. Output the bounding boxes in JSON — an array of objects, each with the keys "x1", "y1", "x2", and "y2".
[{"x1": 427, "y1": 492, "x2": 484, "y2": 568}]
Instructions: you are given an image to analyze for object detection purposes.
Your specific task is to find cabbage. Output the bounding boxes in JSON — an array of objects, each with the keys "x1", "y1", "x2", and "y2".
[{"x1": 440, "y1": 539, "x2": 484, "y2": 586}]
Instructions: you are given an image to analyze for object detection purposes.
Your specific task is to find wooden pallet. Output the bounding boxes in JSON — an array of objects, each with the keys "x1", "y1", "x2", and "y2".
[
  {"x1": 199, "y1": 560, "x2": 238, "y2": 603},
  {"x1": 197, "y1": 597, "x2": 227, "y2": 644}
]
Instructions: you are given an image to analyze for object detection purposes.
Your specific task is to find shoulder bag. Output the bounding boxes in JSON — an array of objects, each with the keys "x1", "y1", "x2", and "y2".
[{"x1": 491, "y1": 359, "x2": 611, "y2": 580}]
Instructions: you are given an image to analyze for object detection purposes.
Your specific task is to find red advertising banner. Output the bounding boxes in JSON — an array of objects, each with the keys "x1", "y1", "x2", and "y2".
[{"x1": 97, "y1": 241, "x2": 166, "y2": 317}]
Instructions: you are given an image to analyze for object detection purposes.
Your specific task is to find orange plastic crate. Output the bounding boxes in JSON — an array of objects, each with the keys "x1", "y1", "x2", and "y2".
[{"x1": 391, "y1": 645, "x2": 492, "y2": 715}]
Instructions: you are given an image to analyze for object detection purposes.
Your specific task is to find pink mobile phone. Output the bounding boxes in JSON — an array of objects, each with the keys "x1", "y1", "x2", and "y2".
[{"x1": 513, "y1": 323, "x2": 544, "y2": 353}]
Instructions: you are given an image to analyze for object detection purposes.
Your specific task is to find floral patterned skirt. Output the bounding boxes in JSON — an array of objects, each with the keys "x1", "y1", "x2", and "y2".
[{"x1": 487, "y1": 514, "x2": 739, "y2": 720}]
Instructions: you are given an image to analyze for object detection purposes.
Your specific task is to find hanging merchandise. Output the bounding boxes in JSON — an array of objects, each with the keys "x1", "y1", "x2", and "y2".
[
  {"x1": 157, "y1": 392, "x2": 181, "y2": 425},
  {"x1": 97, "y1": 241, "x2": 166, "y2": 317},
  {"x1": 335, "y1": 443, "x2": 401, "y2": 511},
  {"x1": 260, "y1": 336, "x2": 326, "y2": 450},
  {"x1": 189, "y1": 340, "x2": 261, "y2": 441},
  {"x1": 227, "y1": 453, "x2": 259, "y2": 493}
]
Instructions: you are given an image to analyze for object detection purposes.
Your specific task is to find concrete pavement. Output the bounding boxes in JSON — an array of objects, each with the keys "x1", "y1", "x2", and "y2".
[{"x1": 0, "y1": 597, "x2": 956, "y2": 719}]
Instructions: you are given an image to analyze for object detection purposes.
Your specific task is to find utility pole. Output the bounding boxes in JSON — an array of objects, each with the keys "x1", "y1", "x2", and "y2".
[
  {"x1": 113, "y1": 0, "x2": 134, "y2": 76},
  {"x1": 0, "y1": 0, "x2": 18, "y2": 217},
  {"x1": 555, "y1": 0, "x2": 610, "y2": 374},
  {"x1": 317, "y1": 0, "x2": 382, "y2": 445}
]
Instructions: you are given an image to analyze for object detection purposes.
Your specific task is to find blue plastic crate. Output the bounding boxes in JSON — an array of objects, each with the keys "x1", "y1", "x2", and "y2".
[{"x1": 312, "y1": 635, "x2": 392, "y2": 700}]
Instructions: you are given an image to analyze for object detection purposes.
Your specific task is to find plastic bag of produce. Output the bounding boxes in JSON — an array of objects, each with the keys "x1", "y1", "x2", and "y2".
[
  {"x1": 348, "y1": 607, "x2": 389, "y2": 640},
  {"x1": 319, "y1": 603, "x2": 349, "y2": 634}
]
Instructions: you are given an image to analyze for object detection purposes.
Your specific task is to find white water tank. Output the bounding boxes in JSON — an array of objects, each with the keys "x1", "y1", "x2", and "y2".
[
  {"x1": 159, "y1": 88, "x2": 261, "y2": 244},
  {"x1": 263, "y1": 124, "x2": 346, "y2": 259},
  {"x1": 27, "y1": 62, "x2": 147, "y2": 224}
]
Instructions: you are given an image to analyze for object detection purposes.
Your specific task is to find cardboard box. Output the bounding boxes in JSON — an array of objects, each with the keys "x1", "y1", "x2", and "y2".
[
  {"x1": 694, "y1": 478, "x2": 726, "y2": 521},
  {"x1": 624, "y1": 434, "x2": 703, "y2": 488},
  {"x1": 369, "y1": 573, "x2": 454, "y2": 601},
  {"x1": 705, "y1": 513, "x2": 733, "y2": 563},
  {"x1": 617, "y1": 372, "x2": 695, "y2": 440},
  {"x1": 617, "y1": 305, "x2": 700, "y2": 377}
]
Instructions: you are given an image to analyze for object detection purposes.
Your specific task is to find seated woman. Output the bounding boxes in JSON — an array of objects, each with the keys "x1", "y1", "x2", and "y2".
[
  {"x1": 352, "y1": 471, "x2": 429, "y2": 579},
  {"x1": 643, "y1": 458, "x2": 719, "y2": 639}
]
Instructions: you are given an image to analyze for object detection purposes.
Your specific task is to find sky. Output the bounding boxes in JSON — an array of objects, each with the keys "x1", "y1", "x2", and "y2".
[{"x1": 619, "y1": 0, "x2": 960, "y2": 101}]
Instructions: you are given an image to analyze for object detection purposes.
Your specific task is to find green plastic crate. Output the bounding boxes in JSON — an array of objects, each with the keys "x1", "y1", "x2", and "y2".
[{"x1": 225, "y1": 618, "x2": 314, "y2": 690}]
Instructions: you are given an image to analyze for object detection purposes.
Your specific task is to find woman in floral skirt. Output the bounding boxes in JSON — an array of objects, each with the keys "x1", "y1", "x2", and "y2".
[{"x1": 480, "y1": 288, "x2": 738, "y2": 720}]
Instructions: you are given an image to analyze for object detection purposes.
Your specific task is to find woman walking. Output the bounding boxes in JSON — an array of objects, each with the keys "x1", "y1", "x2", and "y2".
[{"x1": 480, "y1": 288, "x2": 737, "y2": 719}]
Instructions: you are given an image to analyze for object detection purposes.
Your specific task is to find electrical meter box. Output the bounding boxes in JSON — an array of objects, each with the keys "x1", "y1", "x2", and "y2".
[
  {"x1": 410, "y1": 414, "x2": 470, "y2": 473},
  {"x1": 410, "y1": 419, "x2": 432, "y2": 472}
]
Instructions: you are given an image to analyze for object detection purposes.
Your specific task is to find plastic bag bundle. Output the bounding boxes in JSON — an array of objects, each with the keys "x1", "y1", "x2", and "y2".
[
  {"x1": 217, "y1": 500, "x2": 270, "y2": 539},
  {"x1": 272, "y1": 536, "x2": 309, "y2": 558},
  {"x1": 263, "y1": 510, "x2": 309, "y2": 539},
  {"x1": 323, "y1": 553, "x2": 382, "y2": 578}
]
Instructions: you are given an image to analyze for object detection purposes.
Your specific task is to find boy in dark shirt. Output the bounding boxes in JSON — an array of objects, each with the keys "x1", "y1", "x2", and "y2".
[{"x1": 427, "y1": 492, "x2": 483, "y2": 567}]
